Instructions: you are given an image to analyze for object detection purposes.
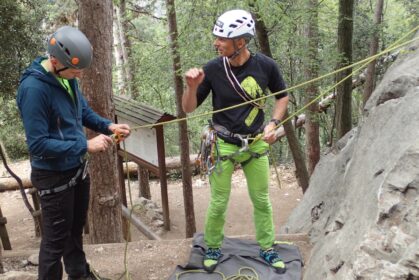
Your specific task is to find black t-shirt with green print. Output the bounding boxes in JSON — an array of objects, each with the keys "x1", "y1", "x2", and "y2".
[{"x1": 197, "y1": 52, "x2": 288, "y2": 135}]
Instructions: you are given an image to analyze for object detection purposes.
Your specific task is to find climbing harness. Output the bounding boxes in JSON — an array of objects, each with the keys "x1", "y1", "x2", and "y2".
[
  {"x1": 37, "y1": 159, "x2": 88, "y2": 197},
  {"x1": 196, "y1": 121, "x2": 270, "y2": 175}
]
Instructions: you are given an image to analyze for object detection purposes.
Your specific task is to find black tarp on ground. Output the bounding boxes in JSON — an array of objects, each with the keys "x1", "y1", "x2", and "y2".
[{"x1": 168, "y1": 233, "x2": 303, "y2": 280}]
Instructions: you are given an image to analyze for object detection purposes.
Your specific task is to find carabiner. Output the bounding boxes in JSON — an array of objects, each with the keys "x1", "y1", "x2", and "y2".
[{"x1": 111, "y1": 131, "x2": 126, "y2": 144}]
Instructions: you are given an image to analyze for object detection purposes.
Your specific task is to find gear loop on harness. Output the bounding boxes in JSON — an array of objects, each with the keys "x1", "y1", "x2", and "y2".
[
  {"x1": 196, "y1": 121, "x2": 269, "y2": 175},
  {"x1": 196, "y1": 120, "x2": 219, "y2": 175}
]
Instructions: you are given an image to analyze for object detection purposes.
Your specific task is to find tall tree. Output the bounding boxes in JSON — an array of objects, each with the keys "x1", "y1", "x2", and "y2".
[
  {"x1": 113, "y1": 5, "x2": 128, "y2": 96},
  {"x1": 303, "y1": 0, "x2": 321, "y2": 175},
  {"x1": 166, "y1": 0, "x2": 196, "y2": 237},
  {"x1": 363, "y1": 0, "x2": 384, "y2": 105},
  {"x1": 78, "y1": 0, "x2": 124, "y2": 243},
  {"x1": 335, "y1": 0, "x2": 354, "y2": 139},
  {"x1": 117, "y1": 0, "x2": 137, "y2": 98},
  {"x1": 251, "y1": 3, "x2": 310, "y2": 192}
]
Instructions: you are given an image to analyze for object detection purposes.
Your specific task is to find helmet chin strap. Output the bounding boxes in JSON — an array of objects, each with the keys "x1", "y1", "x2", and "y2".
[
  {"x1": 227, "y1": 39, "x2": 247, "y2": 61},
  {"x1": 53, "y1": 65, "x2": 69, "y2": 77}
]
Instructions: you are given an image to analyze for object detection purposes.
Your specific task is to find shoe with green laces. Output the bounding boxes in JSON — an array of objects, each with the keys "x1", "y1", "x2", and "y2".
[
  {"x1": 203, "y1": 247, "x2": 222, "y2": 273},
  {"x1": 260, "y1": 248, "x2": 286, "y2": 274}
]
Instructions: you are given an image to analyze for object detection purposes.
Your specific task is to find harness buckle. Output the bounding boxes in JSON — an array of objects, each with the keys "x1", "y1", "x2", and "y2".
[
  {"x1": 82, "y1": 160, "x2": 89, "y2": 180},
  {"x1": 236, "y1": 134, "x2": 250, "y2": 152}
]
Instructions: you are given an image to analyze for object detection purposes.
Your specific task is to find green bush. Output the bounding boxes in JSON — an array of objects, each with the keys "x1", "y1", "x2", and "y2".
[{"x1": 0, "y1": 97, "x2": 28, "y2": 160}]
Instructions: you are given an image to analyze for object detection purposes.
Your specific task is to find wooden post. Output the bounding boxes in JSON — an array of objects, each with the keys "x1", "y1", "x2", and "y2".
[
  {"x1": 138, "y1": 166, "x2": 151, "y2": 199},
  {"x1": 0, "y1": 205, "x2": 11, "y2": 250},
  {"x1": 28, "y1": 188, "x2": 42, "y2": 237},
  {"x1": 156, "y1": 126, "x2": 170, "y2": 230},
  {"x1": 117, "y1": 152, "x2": 131, "y2": 241}
]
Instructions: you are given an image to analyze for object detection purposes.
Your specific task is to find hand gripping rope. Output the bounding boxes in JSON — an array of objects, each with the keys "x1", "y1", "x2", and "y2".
[{"x1": 111, "y1": 129, "x2": 127, "y2": 144}]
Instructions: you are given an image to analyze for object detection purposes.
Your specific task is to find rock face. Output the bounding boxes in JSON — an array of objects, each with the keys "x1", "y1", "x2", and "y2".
[{"x1": 284, "y1": 36, "x2": 419, "y2": 280}]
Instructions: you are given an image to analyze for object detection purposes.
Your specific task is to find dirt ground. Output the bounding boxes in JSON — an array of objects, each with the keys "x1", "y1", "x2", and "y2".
[{"x1": 0, "y1": 160, "x2": 305, "y2": 279}]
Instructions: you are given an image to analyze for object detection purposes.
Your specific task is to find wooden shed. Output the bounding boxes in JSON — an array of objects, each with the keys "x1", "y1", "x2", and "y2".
[{"x1": 114, "y1": 96, "x2": 176, "y2": 232}]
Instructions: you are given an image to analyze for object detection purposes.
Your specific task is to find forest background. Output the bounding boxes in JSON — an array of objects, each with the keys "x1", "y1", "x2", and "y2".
[
  {"x1": 1, "y1": 0, "x2": 417, "y2": 161},
  {"x1": 0, "y1": 0, "x2": 418, "y2": 242}
]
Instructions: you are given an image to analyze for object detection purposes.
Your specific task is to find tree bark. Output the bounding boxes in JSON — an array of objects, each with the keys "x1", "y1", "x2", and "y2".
[
  {"x1": 304, "y1": 0, "x2": 321, "y2": 175},
  {"x1": 78, "y1": 0, "x2": 124, "y2": 243},
  {"x1": 113, "y1": 5, "x2": 127, "y2": 96},
  {"x1": 251, "y1": 3, "x2": 310, "y2": 191},
  {"x1": 335, "y1": 0, "x2": 354, "y2": 140},
  {"x1": 165, "y1": 0, "x2": 196, "y2": 238},
  {"x1": 118, "y1": 0, "x2": 136, "y2": 98},
  {"x1": 363, "y1": 0, "x2": 384, "y2": 106},
  {"x1": 282, "y1": 113, "x2": 310, "y2": 193}
]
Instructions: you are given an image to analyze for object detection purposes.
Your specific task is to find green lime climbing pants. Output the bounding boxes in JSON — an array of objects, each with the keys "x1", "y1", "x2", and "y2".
[{"x1": 204, "y1": 138, "x2": 275, "y2": 250}]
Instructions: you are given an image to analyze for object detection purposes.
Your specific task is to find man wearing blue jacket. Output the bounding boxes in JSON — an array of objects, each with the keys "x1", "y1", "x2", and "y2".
[{"x1": 16, "y1": 26, "x2": 130, "y2": 280}]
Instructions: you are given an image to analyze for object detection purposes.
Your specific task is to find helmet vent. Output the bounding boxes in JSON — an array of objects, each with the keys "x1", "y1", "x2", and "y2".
[
  {"x1": 229, "y1": 24, "x2": 238, "y2": 28},
  {"x1": 236, "y1": 19, "x2": 243, "y2": 23},
  {"x1": 64, "y1": 48, "x2": 71, "y2": 56}
]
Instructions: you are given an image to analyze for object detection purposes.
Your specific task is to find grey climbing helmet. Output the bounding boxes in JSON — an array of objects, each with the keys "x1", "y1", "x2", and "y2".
[{"x1": 47, "y1": 26, "x2": 93, "y2": 69}]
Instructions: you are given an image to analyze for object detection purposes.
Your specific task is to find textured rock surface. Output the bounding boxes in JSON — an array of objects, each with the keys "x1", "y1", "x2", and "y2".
[{"x1": 284, "y1": 36, "x2": 419, "y2": 280}]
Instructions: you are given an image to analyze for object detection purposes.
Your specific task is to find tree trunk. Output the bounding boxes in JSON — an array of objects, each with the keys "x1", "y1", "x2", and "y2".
[
  {"x1": 118, "y1": 0, "x2": 136, "y2": 98},
  {"x1": 113, "y1": 5, "x2": 127, "y2": 96},
  {"x1": 304, "y1": 0, "x2": 321, "y2": 175},
  {"x1": 251, "y1": 3, "x2": 310, "y2": 191},
  {"x1": 78, "y1": 0, "x2": 124, "y2": 243},
  {"x1": 335, "y1": 0, "x2": 354, "y2": 140},
  {"x1": 363, "y1": 0, "x2": 384, "y2": 106},
  {"x1": 166, "y1": 0, "x2": 196, "y2": 238},
  {"x1": 283, "y1": 113, "x2": 310, "y2": 193}
]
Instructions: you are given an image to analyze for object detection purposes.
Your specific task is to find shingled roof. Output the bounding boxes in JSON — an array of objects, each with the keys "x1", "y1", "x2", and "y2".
[{"x1": 114, "y1": 96, "x2": 176, "y2": 126}]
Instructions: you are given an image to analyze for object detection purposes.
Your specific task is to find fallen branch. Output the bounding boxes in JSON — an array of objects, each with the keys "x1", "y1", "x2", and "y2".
[{"x1": 274, "y1": 114, "x2": 306, "y2": 139}]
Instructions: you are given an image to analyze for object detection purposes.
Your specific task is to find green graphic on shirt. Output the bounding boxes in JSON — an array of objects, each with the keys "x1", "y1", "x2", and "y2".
[
  {"x1": 245, "y1": 107, "x2": 260, "y2": 127},
  {"x1": 241, "y1": 76, "x2": 265, "y2": 127}
]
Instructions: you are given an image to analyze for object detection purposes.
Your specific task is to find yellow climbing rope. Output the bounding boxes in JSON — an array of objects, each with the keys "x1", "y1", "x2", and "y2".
[
  {"x1": 176, "y1": 267, "x2": 260, "y2": 280},
  {"x1": 122, "y1": 25, "x2": 418, "y2": 133}
]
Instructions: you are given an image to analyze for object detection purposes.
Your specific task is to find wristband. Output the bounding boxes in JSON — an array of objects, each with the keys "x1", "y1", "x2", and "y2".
[{"x1": 269, "y1": 118, "x2": 281, "y2": 126}]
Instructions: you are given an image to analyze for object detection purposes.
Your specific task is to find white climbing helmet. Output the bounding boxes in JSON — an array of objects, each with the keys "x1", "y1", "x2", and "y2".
[{"x1": 213, "y1": 9, "x2": 255, "y2": 39}]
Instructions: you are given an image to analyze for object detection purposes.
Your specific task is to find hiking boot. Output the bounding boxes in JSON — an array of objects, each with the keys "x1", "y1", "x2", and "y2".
[
  {"x1": 260, "y1": 248, "x2": 286, "y2": 274},
  {"x1": 203, "y1": 247, "x2": 222, "y2": 273}
]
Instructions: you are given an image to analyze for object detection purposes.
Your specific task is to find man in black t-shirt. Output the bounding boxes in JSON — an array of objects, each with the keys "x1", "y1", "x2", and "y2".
[{"x1": 182, "y1": 9, "x2": 289, "y2": 274}]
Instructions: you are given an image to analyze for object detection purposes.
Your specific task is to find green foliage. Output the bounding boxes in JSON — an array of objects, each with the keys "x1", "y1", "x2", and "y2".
[
  {"x1": 0, "y1": 0, "x2": 47, "y2": 99},
  {"x1": 0, "y1": 97, "x2": 28, "y2": 160},
  {"x1": 116, "y1": 0, "x2": 415, "y2": 158},
  {"x1": 2, "y1": 0, "x2": 416, "y2": 161},
  {"x1": 0, "y1": 0, "x2": 48, "y2": 159}
]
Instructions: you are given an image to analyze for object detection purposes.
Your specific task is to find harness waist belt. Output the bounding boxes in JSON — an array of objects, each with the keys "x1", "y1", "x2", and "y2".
[
  {"x1": 212, "y1": 123, "x2": 262, "y2": 139},
  {"x1": 38, "y1": 161, "x2": 87, "y2": 197},
  {"x1": 212, "y1": 123, "x2": 263, "y2": 146}
]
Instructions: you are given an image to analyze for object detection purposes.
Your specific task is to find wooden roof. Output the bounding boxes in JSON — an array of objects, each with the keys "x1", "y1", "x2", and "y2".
[{"x1": 114, "y1": 96, "x2": 176, "y2": 126}]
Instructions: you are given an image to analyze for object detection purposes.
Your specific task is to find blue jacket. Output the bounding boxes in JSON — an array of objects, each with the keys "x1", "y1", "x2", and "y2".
[{"x1": 16, "y1": 57, "x2": 112, "y2": 171}]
